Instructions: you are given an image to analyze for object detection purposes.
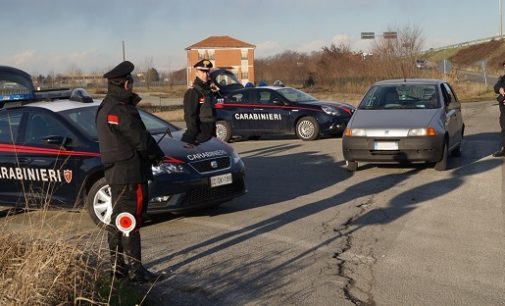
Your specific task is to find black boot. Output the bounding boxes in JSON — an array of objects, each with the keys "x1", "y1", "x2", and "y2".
[
  {"x1": 108, "y1": 230, "x2": 128, "y2": 279},
  {"x1": 493, "y1": 147, "x2": 505, "y2": 157},
  {"x1": 128, "y1": 264, "x2": 163, "y2": 283},
  {"x1": 123, "y1": 232, "x2": 164, "y2": 283},
  {"x1": 110, "y1": 250, "x2": 128, "y2": 279}
]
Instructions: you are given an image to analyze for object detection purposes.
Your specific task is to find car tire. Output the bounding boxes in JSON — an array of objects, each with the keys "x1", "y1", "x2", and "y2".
[
  {"x1": 296, "y1": 116, "x2": 320, "y2": 141},
  {"x1": 86, "y1": 177, "x2": 112, "y2": 225},
  {"x1": 451, "y1": 143, "x2": 462, "y2": 157},
  {"x1": 216, "y1": 120, "x2": 232, "y2": 142},
  {"x1": 345, "y1": 160, "x2": 358, "y2": 172},
  {"x1": 434, "y1": 139, "x2": 449, "y2": 171}
]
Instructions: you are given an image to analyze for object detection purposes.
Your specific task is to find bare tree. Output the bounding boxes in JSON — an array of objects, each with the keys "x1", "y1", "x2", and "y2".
[
  {"x1": 144, "y1": 56, "x2": 154, "y2": 89},
  {"x1": 371, "y1": 25, "x2": 425, "y2": 78}
]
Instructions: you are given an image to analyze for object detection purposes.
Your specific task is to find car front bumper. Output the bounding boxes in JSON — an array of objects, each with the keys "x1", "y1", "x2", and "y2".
[
  {"x1": 146, "y1": 168, "x2": 246, "y2": 214},
  {"x1": 342, "y1": 136, "x2": 444, "y2": 163}
]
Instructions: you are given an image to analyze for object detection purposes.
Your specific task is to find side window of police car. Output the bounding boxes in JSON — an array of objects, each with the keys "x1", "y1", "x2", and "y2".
[
  {"x1": 0, "y1": 110, "x2": 22, "y2": 143},
  {"x1": 24, "y1": 112, "x2": 78, "y2": 147}
]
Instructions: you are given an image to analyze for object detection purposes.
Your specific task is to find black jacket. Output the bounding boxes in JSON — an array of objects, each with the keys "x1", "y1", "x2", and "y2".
[
  {"x1": 96, "y1": 85, "x2": 164, "y2": 184},
  {"x1": 181, "y1": 77, "x2": 216, "y2": 144}
]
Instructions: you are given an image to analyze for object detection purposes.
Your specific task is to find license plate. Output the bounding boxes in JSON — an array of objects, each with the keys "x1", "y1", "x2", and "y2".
[
  {"x1": 374, "y1": 141, "x2": 399, "y2": 150},
  {"x1": 210, "y1": 173, "x2": 233, "y2": 187}
]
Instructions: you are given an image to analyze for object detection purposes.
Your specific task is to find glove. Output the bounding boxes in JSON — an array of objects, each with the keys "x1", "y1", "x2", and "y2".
[
  {"x1": 151, "y1": 155, "x2": 164, "y2": 166},
  {"x1": 497, "y1": 95, "x2": 505, "y2": 103}
]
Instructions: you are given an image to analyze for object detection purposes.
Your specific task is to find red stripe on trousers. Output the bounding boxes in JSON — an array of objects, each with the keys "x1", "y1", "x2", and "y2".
[{"x1": 136, "y1": 184, "x2": 144, "y2": 229}]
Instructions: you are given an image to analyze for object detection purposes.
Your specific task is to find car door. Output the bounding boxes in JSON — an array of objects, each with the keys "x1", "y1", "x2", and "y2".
[
  {"x1": 221, "y1": 90, "x2": 256, "y2": 133},
  {"x1": 0, "y1": 109, "x2": 26, "y2": 204},
  {"x1": 252, "y1": 89, "x2": 291, "y2": 135},
  {"x1": 441, "y1": 83, "x2": 463, "y2": 149},
  {"x1": 16, "y1": 108, "x2": 98, "y2": 207}
]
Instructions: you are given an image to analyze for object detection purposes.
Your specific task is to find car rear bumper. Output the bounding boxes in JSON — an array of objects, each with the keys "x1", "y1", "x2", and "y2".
[{"x1": 342, "y1": 136, "x2": 444, "y2": 162}]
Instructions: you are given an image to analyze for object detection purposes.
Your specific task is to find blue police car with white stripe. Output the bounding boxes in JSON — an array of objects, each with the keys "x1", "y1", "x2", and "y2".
[
  {"x1": 0, "y1": 66, "x2": 246, "y2": 225},
  {"x1": 210, "y1": 69, "x2": 356, "y2": 142}
]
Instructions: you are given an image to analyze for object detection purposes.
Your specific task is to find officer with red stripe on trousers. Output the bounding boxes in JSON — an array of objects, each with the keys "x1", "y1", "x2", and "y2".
[{"x1": 96, "y1": 61, "x2": 165, "y2": 283}]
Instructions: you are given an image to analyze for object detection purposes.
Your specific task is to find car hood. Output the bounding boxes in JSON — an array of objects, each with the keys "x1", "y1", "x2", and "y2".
[
  {"x1": 153, "y1": 130, "x2": 235, "y2": 163},
  {"x1": 305, "y1": 100, "x2": 356, "y2": 115},
  {"x1": 349, "y1": 109, "x2": 439, "y2": 128}
]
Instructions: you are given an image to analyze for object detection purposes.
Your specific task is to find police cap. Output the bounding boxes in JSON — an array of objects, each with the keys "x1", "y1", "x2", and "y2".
[
  {"x1": 194, "y1": 59, "x2": 213, "y2": 71},
  {"x1": 103, "y1": 61, "x2": 135, "y2": 79}
]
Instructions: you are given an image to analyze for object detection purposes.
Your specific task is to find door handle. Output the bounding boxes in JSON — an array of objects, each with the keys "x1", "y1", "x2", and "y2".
[
  {"x1": 16, "y1": 157, "x2": 31, "y2": 164},
  {"x1": 253, "y1": 108, "x2": 263, "y2": 111}
]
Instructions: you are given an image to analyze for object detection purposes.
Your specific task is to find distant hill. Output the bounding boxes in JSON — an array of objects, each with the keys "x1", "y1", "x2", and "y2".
[{"x1": 425, "y1": 39, "x2": 505, "y2": 74}]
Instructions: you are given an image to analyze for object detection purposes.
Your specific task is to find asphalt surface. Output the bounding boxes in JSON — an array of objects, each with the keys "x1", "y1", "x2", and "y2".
[{"x1": 1, "y1": 101, "x2": 504, "y2": 305}]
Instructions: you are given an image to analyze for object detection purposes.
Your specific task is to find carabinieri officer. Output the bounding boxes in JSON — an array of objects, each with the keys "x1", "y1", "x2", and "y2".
[
  {"x1": 96, "y1": 61, "x2": 165, "y2": 283},
  {"x1": 181, "y1": 59, "x2": 217, "y2": 145}
]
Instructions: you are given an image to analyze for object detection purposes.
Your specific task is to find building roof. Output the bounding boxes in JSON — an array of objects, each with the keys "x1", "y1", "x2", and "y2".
[{"x1": 186, "y1": 35, "x2": 255, "y2": 50}]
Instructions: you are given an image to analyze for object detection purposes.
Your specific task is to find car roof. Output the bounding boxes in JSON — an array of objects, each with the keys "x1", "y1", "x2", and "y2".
[
  {"x1": 373, "y1": 79, "x2": 445, "y2": 86},
  {"x1": 15, "y1": 99, "x2": 101, "y2": 113}
]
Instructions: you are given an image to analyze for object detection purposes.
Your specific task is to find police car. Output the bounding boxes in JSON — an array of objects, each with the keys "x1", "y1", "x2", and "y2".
[
  {"x1": 210, "y1": 69, "x2": 355, "y2": 142},
  {"x1": 0, "y1": 66, "x2": 246, "y2": 225}
]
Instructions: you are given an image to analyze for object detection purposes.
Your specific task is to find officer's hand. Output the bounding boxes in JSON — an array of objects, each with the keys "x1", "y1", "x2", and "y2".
[{"x1": 152, "y1": 156, "x2": 164, "y2": 166}]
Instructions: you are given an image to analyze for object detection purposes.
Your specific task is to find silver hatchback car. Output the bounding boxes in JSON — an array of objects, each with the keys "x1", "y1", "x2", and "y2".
[{"x1": 342, "y1": 79, "x2": 465, "y2": 171}]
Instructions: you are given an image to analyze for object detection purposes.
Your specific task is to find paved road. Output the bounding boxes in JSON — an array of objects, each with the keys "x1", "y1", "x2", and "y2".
[{"x1": 1, "y1": 101, "x2": 504, "y2": 305}]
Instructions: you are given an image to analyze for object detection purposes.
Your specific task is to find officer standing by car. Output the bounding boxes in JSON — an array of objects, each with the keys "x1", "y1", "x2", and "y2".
[
  {"x1": 96, "y1": 61, "x2": 165, "y2": 282},
  {"x1": 181, "y1": 59, "x2": 217, "y2": 145},
  {"x1": 493, "y1": 60, "x2": 505, "y2": 157}
]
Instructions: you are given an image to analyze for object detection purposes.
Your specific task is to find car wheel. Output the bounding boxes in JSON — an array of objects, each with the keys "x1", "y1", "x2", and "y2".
[
  {"x1": 86, "y1": 177, "x2": 112, "y2": 225},
  {"x1": 345, "y1": 160, "x2": 358, "y2": 172},
  {"x1": 452, "y1": 143, "x2": 462, "y2": 157},
  {"x1": 434, "y1": 139, "x2": 449, "y2": 171},
  {"x1": 216, "y1": 120, "x2": 232, "y2": 142},
  {"x1": 296, "y1": 116, "x2": 320, "y2": 141}
]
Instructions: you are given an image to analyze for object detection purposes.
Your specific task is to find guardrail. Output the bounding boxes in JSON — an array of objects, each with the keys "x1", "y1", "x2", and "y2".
[{"x1": 426, "y1": 35, "x2": 505, "y2": 52}]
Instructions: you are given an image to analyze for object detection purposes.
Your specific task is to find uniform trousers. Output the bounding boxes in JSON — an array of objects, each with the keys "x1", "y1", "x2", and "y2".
[
  {"x1": 107, "y1": 183, "x2": 148, "y2": 271},
  {"x1": 500, "y1": 103, "x2": 505, "y2": 147}
]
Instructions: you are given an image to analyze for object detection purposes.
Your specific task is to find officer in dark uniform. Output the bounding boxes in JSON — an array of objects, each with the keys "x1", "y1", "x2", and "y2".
[
  {"x1": 96, "y1": 61, "x2": 165, "y2": 282},
  {"x1": 493, "y1": 60, "x2": 505, "y2": 157},
  {"x1": 181, "y1": 59, "x2": 217, "y2": 145}
]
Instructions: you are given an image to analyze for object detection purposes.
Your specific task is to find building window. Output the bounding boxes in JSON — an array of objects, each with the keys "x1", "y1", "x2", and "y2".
[
  {"x1": 242, "y1": 71, "x2": 248, "y2": 79},
  {"x1": 241, "y1": 50, "x2": 248, "y2": 60},
  {"x1": 198, "y1": 50, "x2": 205, "y2": 60},
  {"x1": 208, "y1": 50, "x2": 215, "y2": 60}
]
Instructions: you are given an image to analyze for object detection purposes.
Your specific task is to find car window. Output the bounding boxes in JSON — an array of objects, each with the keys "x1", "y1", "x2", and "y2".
[
  {"x1": 23, "y1": 110, "x2": 80, "y2": 146},
  {"x1": 359, "y1": 84, "x2": 439, "y2": 110},
  {"x1": 138, "y1": 110, "x2": 179, "y2": 134},
  {"x1": 276, "y1": 87, "x2": 317, "y2": 103},
  {"x1": 0, "y1": 110, "x2": 23, "y2": 143},
  {"x1": 441, "y1": 83, "x2": 458, "y2": 105},
  {"x1": 226, "y1": 92, "x2": 246, "y2": 103}
]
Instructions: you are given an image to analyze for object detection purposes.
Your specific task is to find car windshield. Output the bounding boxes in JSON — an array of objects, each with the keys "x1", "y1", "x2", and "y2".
[
  {"x1": 60, "y1": 105, "x2": 178, "y2": 140},
  {"x1": 358, "y1": 84, "x2": 440, "y2": 110},
  {"x1": 276, "y1": 87, "x2": 318, "y2": 103}
]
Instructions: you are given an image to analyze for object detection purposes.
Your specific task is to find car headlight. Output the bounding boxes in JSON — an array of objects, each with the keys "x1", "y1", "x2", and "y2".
[
  {"x1": 408, "y1": 127, "x2": 437, "y2": 137},
  {"x1": 152, "y1": 162, "x2": 186, "y2": 175},
  {"x1": 344, "y1": 128, "x2": 366, "y2": 137},
  {"x1": 321, "y1": 105, "x2": 341, "y2": 116}
]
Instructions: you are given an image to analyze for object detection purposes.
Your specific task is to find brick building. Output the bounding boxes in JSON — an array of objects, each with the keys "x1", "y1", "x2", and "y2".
[{"x1": 185, "y1": 35, "x2": 255, "y2": 86}]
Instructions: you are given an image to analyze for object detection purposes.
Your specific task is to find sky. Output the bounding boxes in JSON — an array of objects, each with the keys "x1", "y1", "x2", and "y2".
[{"x1": 0, "y1": 0, "x2": 501, "y2": 76}]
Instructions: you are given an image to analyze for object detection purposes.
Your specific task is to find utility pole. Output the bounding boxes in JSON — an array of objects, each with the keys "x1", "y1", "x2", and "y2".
[
  {"x1": 500, "y1": 0, "x2": 503, "y2": 38},
  {"x1": 122, "y1": 40, "x2": 126, "y2": 61}
]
